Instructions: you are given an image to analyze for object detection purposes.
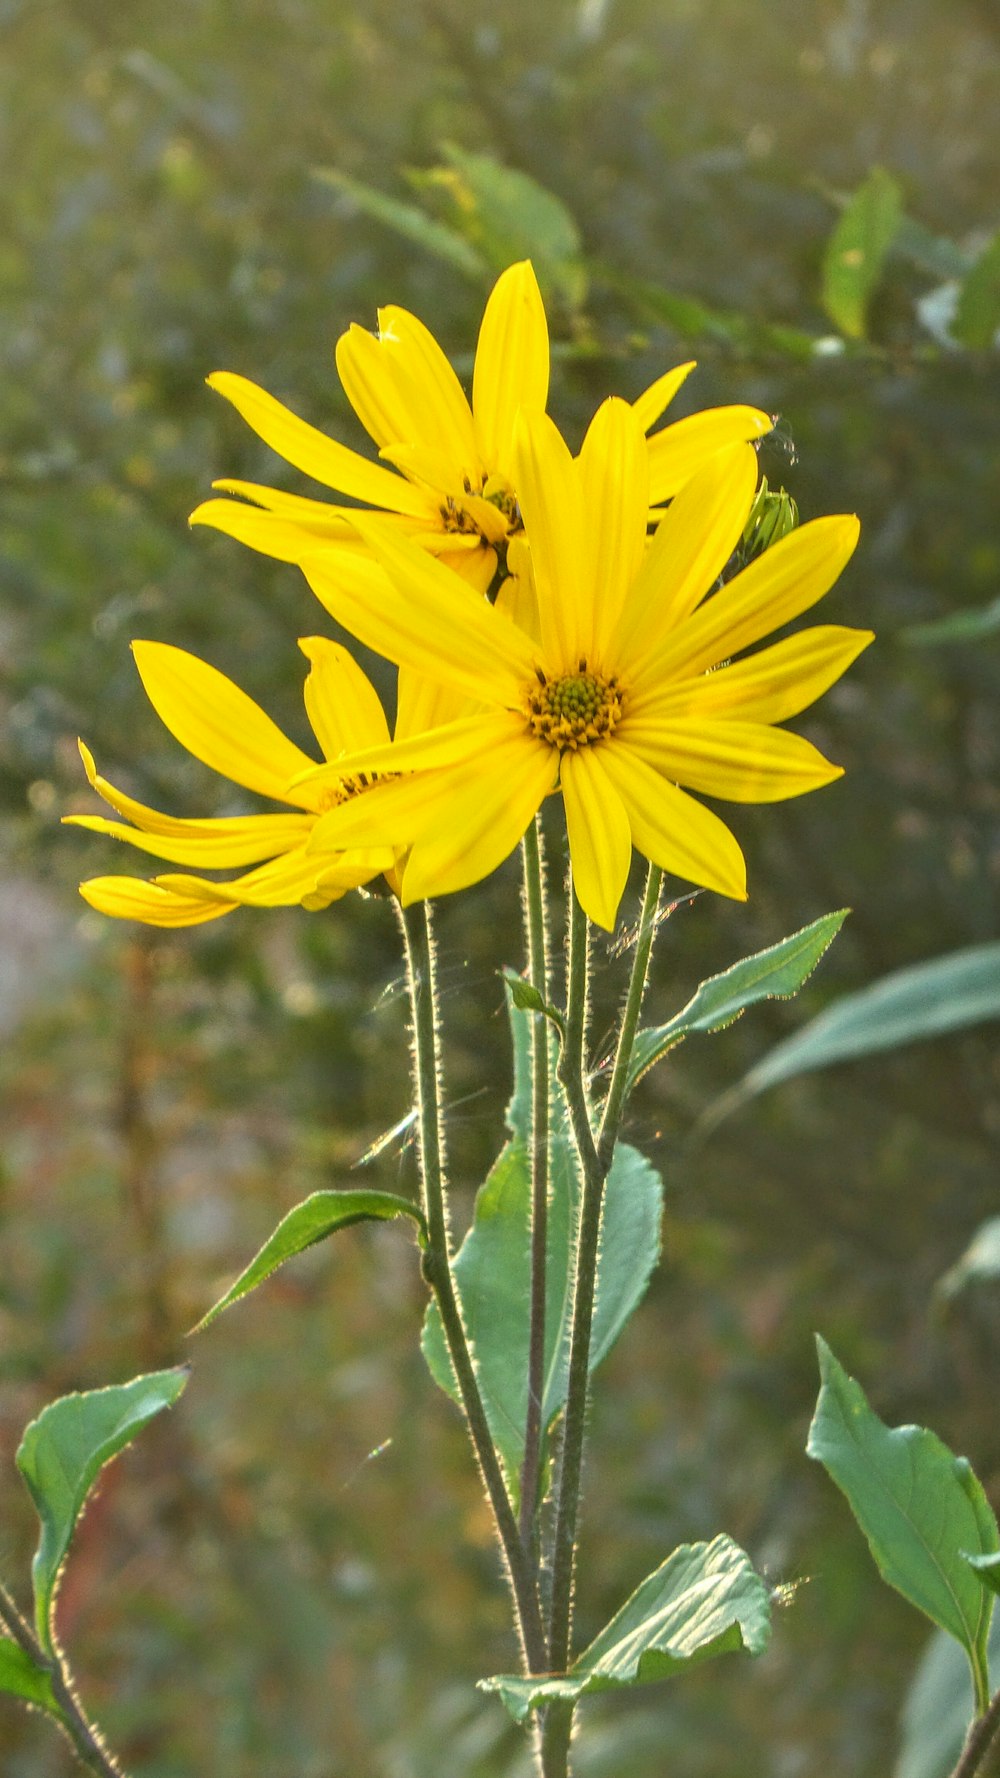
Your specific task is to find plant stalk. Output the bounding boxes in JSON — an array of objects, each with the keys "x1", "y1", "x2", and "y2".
[
  {"x1": 0, "y1": 1580, "x2": 129, "y2": 1778},
  {"x1": 949, "y1": 1687, "x2": 1000, "y2": 1778},
  {"x1": 520, "y1": 816, "x2": 553, "y2": 1546},
  {"x1": 396, "y1": 899, "x2": 547, "y2": 1673}
]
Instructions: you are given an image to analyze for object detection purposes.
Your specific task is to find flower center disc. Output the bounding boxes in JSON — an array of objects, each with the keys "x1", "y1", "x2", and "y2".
[
  {"x1": 316, "y1": 771, "x2": 386, "y2": 813},
  {"x1": 527, "y1": 669, "x2": 622, "y2": 751}
]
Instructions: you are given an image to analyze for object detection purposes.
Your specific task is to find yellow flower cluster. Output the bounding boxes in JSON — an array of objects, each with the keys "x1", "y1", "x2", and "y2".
[{"x1": 69, "y1": 262, "x2": 870, "y2": 931}]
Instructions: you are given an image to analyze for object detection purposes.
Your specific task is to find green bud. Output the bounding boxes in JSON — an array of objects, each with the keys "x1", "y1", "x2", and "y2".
[{"x1": 741, "y1": 477, "x2": 799, "y2": 561}]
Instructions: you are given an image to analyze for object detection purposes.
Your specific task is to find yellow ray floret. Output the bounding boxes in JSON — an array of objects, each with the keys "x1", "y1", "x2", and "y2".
[
  {"x1": 190, "y1": 260, "x2": 772, "y2": 592},
  {"x1": 299, "y1": 411, "x2": 870, "y2": 931},
  {"x1": 65, "y1": 638, "x2": 400, "y2": 927}
]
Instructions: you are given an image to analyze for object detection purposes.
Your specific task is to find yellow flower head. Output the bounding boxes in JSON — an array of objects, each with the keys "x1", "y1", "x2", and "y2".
[
  {"x1": 297, "y1": 405, "x2": 871, "y2": 930},
  {"x1": 189, "y1": 261, "x2": 772, "y2": 591},
  {"x1": 65, "y1": 638, "x2": 400, "y2": 926}
]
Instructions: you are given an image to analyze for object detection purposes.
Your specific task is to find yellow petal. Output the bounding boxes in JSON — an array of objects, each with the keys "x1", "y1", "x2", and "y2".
[
  {"x1": 65, "y1": 811, "x2": 314, "y2": 868},
  {"x1": 400, "y1": 738, "x2": 557, "y2": 905},
  {"x1": 70, "y1": 741, "x2": 314, "y2": 850},
  {"x1": 298, "y1": 637, "x2": 391, "y2": 759},
  {"x1": 560, "y1": 748, "x2": 633, "y2": 931},
  {"x1": 395, "y1": 670, "x2": 475, "y2": 743},
  {"x1": 494, "y1": 549, "x2": 541, "y2": 646},
  {"x1": 599, "y1": 745, "x2": 747, "y2": 900},
  {"x1": 631, "y1": 362, "x2": 696, "y2": 433},
  {"x1": 473, "y1": 261, "x2": 550, "y2": 472},
  {"x1": 511, "y1": 410, "x2": 588, "y2": 670},
  {"x1": 645, "y1": 625, "x2": 874, "y2": 724},
  {"x1": 153, "y1": 844, "x2": 362, "y2": 909},
  {"x1": 189, "y1": 496, "x2": 363, "y2": 564},
  {"x1": 578, "y1": 398, "x2": 649, "y2": 662},
  {"x1": 635, "y1": 513, "x2": 861, "y2": 689},
  {"x1": 336, "y1": 322, "x2": 419, "y2": 449},
  {"x1": 434, "y1": 542, "x2": 499, "y2": 594},
  {"x1": 79, "y1": 876, "x2": 233, "y2": 927},
  {"x1": 621, "y1": 717, "x2": 843, "y2": 802},
  {"x1": 304, "y1": 523, "x2": 535, "y2": 708},
  {"x1": 375, "y1": 304, "x2": 481, "y2": 478},
  {"x1": 615, "y1": 444, "x2": 759, "y2": 675},
  {"x1": 207, "y1": 371, "x2": 431, "y2": 516},
  {"x1": 647, "y1": 404, "x2": 773, "y2": 504},
  {"x1": 297, "y1": 714, "x2": 523, "y2": 813},
  {"x1": 131, "y1": 641, "x2": 319, "y2": 807}
]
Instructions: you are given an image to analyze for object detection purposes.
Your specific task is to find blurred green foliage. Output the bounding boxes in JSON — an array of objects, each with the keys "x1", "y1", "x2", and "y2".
[{"x1": 2, "y1": 1, "x2": 1000, "y2": 1773}]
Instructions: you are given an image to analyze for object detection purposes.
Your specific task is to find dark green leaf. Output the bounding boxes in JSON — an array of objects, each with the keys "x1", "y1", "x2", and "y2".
[
  {"x1": 953, "y1": 232, "x2": 1000, "y2": 348},
  {"x1": 0, "y1": 1638, "x2": 60, "y2": 1716},
  {"x1": 807, "y1": 1338, "x2": 997, "y2": 1702},
  {"x1": 438, "y1": 145, "x2": 587, "y2": 310},
  {"x1": 821, "y1": 167, "x2": 903, "y2": 339},
  {"x1": 481, "y1": 1535, "x2": 770, "y2": 1722},
  {"x1": 310, "y1": 167, "x2": 486, "y2": 279},
  {"x1": 724, "y1": 943, "x2": 1000, "y2": 1109},
  {"x1": 194, "y1": 1190, "x2": 427, "y2": 1331},
  {"x1": 422, "y1": 984, "x2": 662, "y2": 1495},
  {"x1": 966, "y1": 1552, "x2": 1000, "y2": 1599},
  {"x1": 627, "y1": 910, "x2": 848, "y2": 1091},
  {"x1": 903, "y1": 596, "x2": 1000, "y2": 645},
  {"x1": 16, "y1": 1369, "x2": 189, "y2": 1651}
]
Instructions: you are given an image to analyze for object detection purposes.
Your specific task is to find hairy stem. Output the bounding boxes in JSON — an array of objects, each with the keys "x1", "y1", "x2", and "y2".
[
  {"x1": 598, "y1": 864, "x2": 663, "y2": 1165},
  {"x1": 396, "y1": 899, "x2": 547, "y2": 1673},
  {"x1": 520, "y1": 816, "x2": 553, "y2": 1546},
  {"x1": 0, "y1": 1580, "x2": 129, "y2": 1778}
]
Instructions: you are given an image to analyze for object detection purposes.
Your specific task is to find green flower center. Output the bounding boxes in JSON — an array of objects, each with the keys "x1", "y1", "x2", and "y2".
[{"x1": 526, "y1": 667, "x2": 623, "y2": 751}]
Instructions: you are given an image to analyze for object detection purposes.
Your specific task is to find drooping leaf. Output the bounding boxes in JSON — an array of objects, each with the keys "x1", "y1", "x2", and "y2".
[
  {"x1": 897, "y1": 1617, "x2": 1000, "y2": 1778},
  {"x1": 311, "y1": 167, "x2": 486, "y2": 279},
  {"x1": 821, "y1": 166, "x2": 903, "y2": 339},
  {"x1": 722, "y1": 943, "x2": 1000, "y2": 1110},
  {"x1": 936, "y1": 1217, "x2": 1000, "y2": 1303},
  {"x1": 0, "y1": 1638, "x2": 60, "y2": 1716},
  {"x1": 194, "y1": 1190, "x2": 427, "y2": 1331},
  {"x1": 627, "y1": 910, "x2": 848, "y2": 1091},
  {"x1": 437, "y1": 144, "x2": 587, "y2": 310},
  {"x1": 807, "y1": 1338, "x2": 997, "y2": 1705},
  {"x1": 422, "y1": 983, "x2": 662, "y2": 1495},
  {"x1": 953, "y1": 232, "x2": 1000, "y2": 348},
  {"x1": 966, "y1": 1553, "x2": 1000, "y2": 1599},
  {"x1": 16, "y1": 1369, "x2": 189, "y2": 1651},
  {"x1": 481, "y1": 1534, "x2": 770, "y2": 1722},
  {"x1": 903, "y1": 596, "x2": 1000, "y2": 646}
]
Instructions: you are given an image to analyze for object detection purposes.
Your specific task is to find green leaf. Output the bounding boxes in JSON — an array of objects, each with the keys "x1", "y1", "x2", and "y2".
[
  {"x1": 627, "y1": 910, "x2": 848, "y2": 1092},
  {"x1": 194, "y1": 1190, "x2": 427, "y2": 1331},
  {"x1": 310, "y1": 167, "x2": 486, "y2": 280},
  {"x1": 422, "y1": 984, "x2": 662, "y2": 1495},
  {"x1": 807, "y1": 1338, "x2": 997, "y2": 1705},
  {"x1": 954, "y1": 232, "x2": 1000, "y2": 348},
  {"x1": 0, "y1": 1638, "x2": 60, "y2": 1716},
  {"x1": 966, "y1": 1552, "x2": 1000, "y2": 1599},
  {"x1": 898, "y1": 1618, "x2": 1000, "y2": 1778},
  {"x1": 481, "y1": 1534, "x2": 770, "y2": 1722},
  {"x1": 437, "y1": 145, "x2": 587, "y2": 310},
  {"x1": 821, "y1": 166, "x2": 903, "y2": 339},
  {"x1": 607, "y1": 268, "x2": 819, "y2": 360},
  {"x1": 722, "y1": 943, "x2": 1000, "y2": 1110},
  {"x1": 903, "y1": 595, "x2": 1000, "y2": 646},
  {"x1": 16, "y1": 1369, "x2": 189, "y2": 1651}
]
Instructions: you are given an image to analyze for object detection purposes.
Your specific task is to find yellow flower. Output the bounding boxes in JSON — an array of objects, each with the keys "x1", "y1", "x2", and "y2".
[
  {"x1": 296, "y1": 408, "x2": 871, "y2": 930},
  {"x1": 64, "y1": 637, "x2": 399, "y2": 927},
  {"x1": 189, "y1": 261, "x2": 772, "y2": 592}
]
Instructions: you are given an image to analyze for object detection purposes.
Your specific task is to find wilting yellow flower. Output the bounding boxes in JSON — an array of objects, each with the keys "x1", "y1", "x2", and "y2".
[
  {"x1": 189, "y1": 260, "x2": 772, "y2": 593},
  {"x1": 296, "y1": 409, "x2": 870, "y2": 930},
  {"x1": 65, "y1": 638, "x2": 399, "y2": 926}
]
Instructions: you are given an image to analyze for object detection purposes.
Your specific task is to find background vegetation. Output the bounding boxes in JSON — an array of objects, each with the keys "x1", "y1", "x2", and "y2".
[{"x1": 2, "y1": 1, "x2": 999, "y2": 1772}]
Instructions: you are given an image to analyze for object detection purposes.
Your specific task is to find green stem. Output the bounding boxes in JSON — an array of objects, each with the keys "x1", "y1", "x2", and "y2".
[
  {"x1": 396, "y1": 899, "x2": 547, "y2": 1674},
  {"x1": 598, "y1": 863, "x2": 663, "y2": 1165},
  {"x1": 949, "y1": 1687, "x2": 1000, "y2": 1778},
  {"x1": 0, "y1": 1580, "x2": 128, "y2": 1778},
  {"x1": 520, "y1": 817, "x2": 552, "y2": 1546}
]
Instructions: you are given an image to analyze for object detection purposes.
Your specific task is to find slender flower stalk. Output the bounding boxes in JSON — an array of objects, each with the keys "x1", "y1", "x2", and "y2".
[
  {"x1": 396, "y1": 899, "x2": 547, "y2": 1674},
  {"x1": 519, "y1": 815, "x2": 553, "y2": 1546}
]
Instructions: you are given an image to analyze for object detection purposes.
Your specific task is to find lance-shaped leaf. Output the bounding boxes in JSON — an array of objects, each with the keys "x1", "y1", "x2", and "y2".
[
  {"x1": 0, "y1": 1638, "x2": 60, "y2": 1716},
  {"x1": 821, "y1": 166, "x2": 903, "y2": 339},
  {"x1": 720, "y1": 942, "x2": 1000, "y2": 1115},
  {"x1": 16, "y1": 1369, "x2": 189, "y2": 1651},
  {"x1": 311, "y1": 168, "x2": 486, "y2": 279},
  {"x1": 422, "y1": 984, "x2": 662, "y2": 1496},
  {"x1": 807, "y1": 1338, "x2": 997, "y2": 1708},
  {"x1": 626, "y1": 909, "x2": 847, "y2": 1091},
  {"x1": 481, "y1": 1534, "x2": 771, "y2": 1722},
  {"x1": 194, "y1": 1190, "x2": 427, "y2": 1331}
]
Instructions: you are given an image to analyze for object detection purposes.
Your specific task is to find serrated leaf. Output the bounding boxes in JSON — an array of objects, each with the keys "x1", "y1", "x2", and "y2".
[
  {"x1": 311, "y1": 167, "x2": 486, "y2": 279},
  {"x1": 807, "y1": 1338, "x2": 997, "y2": 1703},
  {"x1": 724, "y1": 943, "x2": 1000, "y2": 1110},
  {"x1": 627, "y1": 910, "x2": 847, "y2": 1091},
  {"x1": 194, "y1": 1190, "x2": 427, "y2": 1331},
  {"x1": 965, "y1": 1552, "x2": 1000, "y2": 1599},
  {"x1": 953, "y1": 232, "x2": 1000, "y2": 348},
  {"x1": 821, "y1": 167, "x2": 903, "y2": 339},
  {"x1": 480, "y1": 1534, "x2": 770, "y2": 1722},
  {"x1": 438, "y1": 145, "x2": 587, "y2": 310},
  {"x1": 16, "y1": 1369, "x2": 189, "y2": 1650},
  {"x1": 903, "y1": 596, "x2": 1000, "y2": 646},
  {"x1": 422, "y1": 984, "x2": 662, "y2": 1496},
  {"x1": 0, "y1": 1638, "x2": 60, "y2": 1716}
]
